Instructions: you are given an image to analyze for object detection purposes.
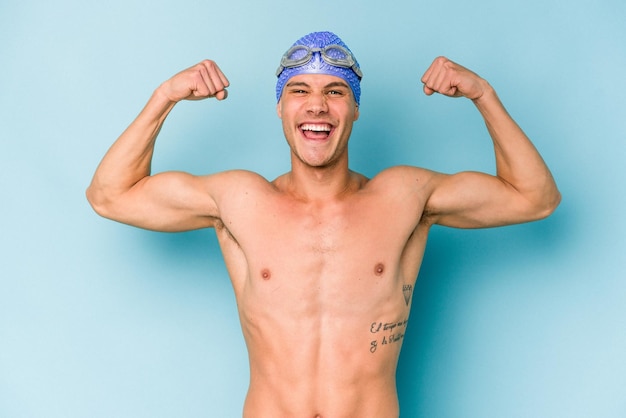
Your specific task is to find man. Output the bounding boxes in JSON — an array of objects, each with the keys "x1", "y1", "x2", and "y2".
[{"x1": 87, "y1": 31, "x2": 560, "y2": 418}]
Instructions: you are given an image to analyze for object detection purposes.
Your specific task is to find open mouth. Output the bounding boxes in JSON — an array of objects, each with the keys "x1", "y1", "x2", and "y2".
[{"x1": 300, "y1": 123, "x2": 332, "y2": 140}]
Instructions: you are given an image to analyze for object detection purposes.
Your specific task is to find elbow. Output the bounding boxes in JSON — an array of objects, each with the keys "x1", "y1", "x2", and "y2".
[
  {"x1": 549, "y1": 188, "x2": 562, "y2": 213},
  {"x1": 543, "y1": 181, "x2": 562, "y2": 217},
  {"x1": 530, "y1": 186, "x2": 562, "y2": 221},
  {"x1": 85, "y1": 184, "x2": 114, "y2": 219}
]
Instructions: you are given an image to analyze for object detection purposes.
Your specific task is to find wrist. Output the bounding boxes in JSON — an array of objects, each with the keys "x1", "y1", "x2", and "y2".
[
  {"x1": 133, "y1": 86, "x2": 177, "y2": 124},
  {"x1": 154, "y1": 82, "x2": 180, "y2": 105},
  {"x1": 471, "y1": 82, "x2": 500, "y2": 111},
  {"x1": 471, "y1": 79, "x2": 494, "y2": 102}
]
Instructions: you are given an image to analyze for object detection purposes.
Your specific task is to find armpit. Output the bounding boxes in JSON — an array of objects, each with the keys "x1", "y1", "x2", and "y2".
[{"x1": 212, "y1": 216, "x2": 240, "y2": 247}]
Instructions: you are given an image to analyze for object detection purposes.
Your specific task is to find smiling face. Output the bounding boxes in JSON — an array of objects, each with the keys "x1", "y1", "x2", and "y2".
[{"x1": 277, "y1": 73, "x2": 360, "y2": 170}]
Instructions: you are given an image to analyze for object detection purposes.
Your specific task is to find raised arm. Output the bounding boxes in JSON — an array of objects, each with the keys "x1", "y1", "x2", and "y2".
[
  {"x1": 420, "y1": 57, "x2": 561, "y2": 228},
  {"x1": 86, "y1": 60, "x2": 231, "y2": 231}
]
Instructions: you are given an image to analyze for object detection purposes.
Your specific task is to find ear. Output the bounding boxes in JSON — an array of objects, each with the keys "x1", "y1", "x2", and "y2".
[
  {"x1": 276, "y1": 101, "x2": 282, "y2": 119},
  {"x1": 354, "y1": 104, "x2": 360, "y2": 121}
]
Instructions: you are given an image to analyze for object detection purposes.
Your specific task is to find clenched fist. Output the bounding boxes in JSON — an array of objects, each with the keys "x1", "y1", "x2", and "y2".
[
  {"x1": 159, "y1": 60, "x2": 230, "y2": 103},
  {"x1": 421, "y1": 56, "x2": 489, "y2": 101}
]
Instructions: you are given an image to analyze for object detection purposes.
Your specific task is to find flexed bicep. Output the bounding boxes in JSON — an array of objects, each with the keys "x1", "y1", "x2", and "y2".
[
  {"x1": 94, "y1": 171, "x2": 221, "y2": 232},
  {"x1": 418, "y1": 57, "x2": 560, "y2": 227},
  {"x1": 423, "y1": 171, "x2": 541, "y2": 229},
  {"x1": 87, "y1": 59, "x2": 233, "y2": 230}
]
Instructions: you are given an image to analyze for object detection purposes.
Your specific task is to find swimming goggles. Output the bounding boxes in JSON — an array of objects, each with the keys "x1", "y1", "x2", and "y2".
[{"x1": 276, "y1": 44, "x2": 363, "y2": 79}]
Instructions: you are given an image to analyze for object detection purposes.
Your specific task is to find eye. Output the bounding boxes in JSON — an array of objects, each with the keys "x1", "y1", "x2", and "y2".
[{"x1": 327, "y1": 89, "x2": 344, "y2": 96}]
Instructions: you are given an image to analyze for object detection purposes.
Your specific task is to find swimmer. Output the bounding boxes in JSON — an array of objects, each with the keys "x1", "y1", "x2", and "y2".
[{"x1": 86, "y1": 31, "x2": 560, "y2": 417}]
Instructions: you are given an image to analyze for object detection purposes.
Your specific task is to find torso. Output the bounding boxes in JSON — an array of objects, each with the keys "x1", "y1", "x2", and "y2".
[{"x1": 212, "y1": 166, "x2": 433, "y2": 418}]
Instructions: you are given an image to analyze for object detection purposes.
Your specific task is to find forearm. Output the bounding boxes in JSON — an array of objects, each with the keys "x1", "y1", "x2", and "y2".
[
  {"x1": 421, "y1": 57, "x2": 560, "y2": 225},
  {"x1": 473, "y1": 85, "x2": 560, "y2": 210},
  {"x1": 86, "y1": 87, "x2": 175, "y2": 210}
]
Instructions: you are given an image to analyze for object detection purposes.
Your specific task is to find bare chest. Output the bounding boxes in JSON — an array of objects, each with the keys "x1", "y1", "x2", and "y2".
[
  {"x1": 220, "y1": 196, "x2": 425, "y2": 311},
  {"x1": 249, "y1": 201, "x2": 397, "y2": 270}
]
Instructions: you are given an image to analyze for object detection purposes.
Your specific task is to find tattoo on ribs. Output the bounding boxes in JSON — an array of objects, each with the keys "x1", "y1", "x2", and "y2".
[
  {"x1": 402, "y1": 284, "x2": 413, "y2": 306},
  {"x1": 369, "y1": 318, "x2": 409, "y2": 353}
]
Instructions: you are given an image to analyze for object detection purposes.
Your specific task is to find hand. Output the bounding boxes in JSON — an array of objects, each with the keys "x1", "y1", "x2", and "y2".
[
  {"x1": 421, "y1": 56, "x2": 488, "y2": 100},
  {"x1": 159, "y1": 60, "x2": 230, "y2": 103}
]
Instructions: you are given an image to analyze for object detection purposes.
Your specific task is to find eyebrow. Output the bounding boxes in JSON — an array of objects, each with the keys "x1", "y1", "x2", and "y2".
[{"x1": 325, "y1": 81, "x2": 351, "y2": 89}]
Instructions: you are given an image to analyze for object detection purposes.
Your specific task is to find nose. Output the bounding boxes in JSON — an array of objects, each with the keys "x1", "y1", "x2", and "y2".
[{"x1": 306, "y1": 91, "x2": 328, "y2": 115}]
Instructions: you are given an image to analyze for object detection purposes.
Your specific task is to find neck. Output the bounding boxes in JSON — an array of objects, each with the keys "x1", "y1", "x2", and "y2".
[{"x1": 279, "y1": 156, "x2": 361, "y2": 202}]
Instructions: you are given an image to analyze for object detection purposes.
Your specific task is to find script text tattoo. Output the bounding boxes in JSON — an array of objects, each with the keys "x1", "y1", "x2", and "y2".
[{"x1": 369, "y1": 318, "x2": 408, "y2": 353}]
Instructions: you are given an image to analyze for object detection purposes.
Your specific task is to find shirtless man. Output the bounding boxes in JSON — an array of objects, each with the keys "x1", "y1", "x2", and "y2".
[{"x1": 86, "y1": 31, "x2": 560, "y2": 417}]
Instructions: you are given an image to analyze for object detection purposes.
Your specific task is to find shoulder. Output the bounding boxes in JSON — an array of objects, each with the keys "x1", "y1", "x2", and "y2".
[
  {"x1": 350, "y1": 166, "x2": 439, "y2": 218},
  {"x1": 367, "y1": 165, "x2": 441, "y2": 193},
  {"x1": 366, "y1": 165, "x2": 454, "y2": 226},
  {"x1": 199, "y1": 169, "x2": 273, "y2": 192},
  {"x1": 197, "y1": 169, "x2": 276, "y2": 214},
  {"x1": 201, "y1": 168, "x2": 270, "y2": 182}
]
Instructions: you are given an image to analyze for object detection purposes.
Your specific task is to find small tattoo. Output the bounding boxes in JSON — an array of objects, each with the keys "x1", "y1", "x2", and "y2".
[
  {"x1": 402, "y1": 284, "x2": 413, "y2": 306},
  {"x1": 368, "y1": 318, "x2": 409, "y2": 353}
]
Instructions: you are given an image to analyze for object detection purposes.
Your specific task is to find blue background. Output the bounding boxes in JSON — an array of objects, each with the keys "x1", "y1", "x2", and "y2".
[{"x1": 1, "y1": 0, "x2": 625, "y2": 417}]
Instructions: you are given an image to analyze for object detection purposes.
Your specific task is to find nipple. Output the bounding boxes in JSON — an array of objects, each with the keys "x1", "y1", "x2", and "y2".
[
  {"x1": 261, "y1": 269, "x2": 271, "y2": 280},
  {"x1": 374, "y1": 263, "x2": 385, "y2": 276}
]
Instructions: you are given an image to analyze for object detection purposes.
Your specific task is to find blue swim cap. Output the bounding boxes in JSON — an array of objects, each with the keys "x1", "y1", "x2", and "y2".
[{"x1": 276, "y1": 31, "x2": 362, "y2": 105}]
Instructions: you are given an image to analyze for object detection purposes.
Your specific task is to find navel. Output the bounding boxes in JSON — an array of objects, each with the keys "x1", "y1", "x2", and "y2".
[
  {"x1": 374, "y1": 262, "x2": 385, "y2": 276},
  {"x1": 260, "y1": 268, "x2": 271, "y2": 281}
]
